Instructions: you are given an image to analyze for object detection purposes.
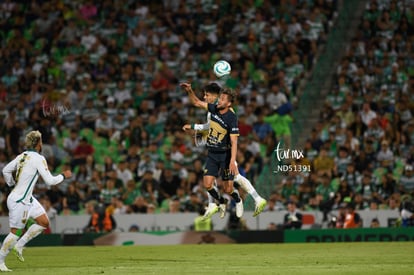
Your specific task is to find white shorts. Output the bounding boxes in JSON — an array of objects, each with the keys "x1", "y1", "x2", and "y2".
[{"x1": 7, "y1": 194, "x2": 46, "y2": 229}]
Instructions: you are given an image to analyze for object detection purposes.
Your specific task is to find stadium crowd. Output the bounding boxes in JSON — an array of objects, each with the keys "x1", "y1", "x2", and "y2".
[
  {"x1": 3, "y1": 0, "x2": 412, "y2": 230},
  {"x1": 270, "y1": 0, "x2": 414, "y2": 227}
]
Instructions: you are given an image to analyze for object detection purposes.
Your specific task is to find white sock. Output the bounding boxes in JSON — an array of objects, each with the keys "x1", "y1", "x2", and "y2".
[
  {"x1": 234, "y1": 174, "x2": 261, "y2": 202},
  {"x1": 0, "y1": 233, "x2": 19, "y2": 262},
  {"x1": 15, "y1": 224, "x2": 46, "y2": 249}
]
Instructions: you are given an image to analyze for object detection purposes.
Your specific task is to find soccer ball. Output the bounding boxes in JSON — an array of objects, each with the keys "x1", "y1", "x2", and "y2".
[{"x1": 213, "y1": 60, "x2": 231, "y2": 78}]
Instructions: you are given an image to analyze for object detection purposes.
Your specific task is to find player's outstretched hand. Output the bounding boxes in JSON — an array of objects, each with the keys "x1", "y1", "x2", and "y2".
[
  {"x1": 182, "y1": 124, "x2": 192, "y2": 131},
  {"x1": 63, "y1": 170, "x2": 72, "y2": 179},
  {"x1": 180, "y1": 82, "x2": 191, "y2": 93},
  {"x1": 229, "y1": 161, "x2": 238, "y2": 175}
]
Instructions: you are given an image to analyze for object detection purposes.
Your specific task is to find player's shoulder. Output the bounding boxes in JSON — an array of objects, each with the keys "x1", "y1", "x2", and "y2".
[
  {"x1": 26, "y1": 150, "x2": 44, "y2": 160},
  {"x1": 224, "y1": 109, "x2": 237, "y2": 119}
]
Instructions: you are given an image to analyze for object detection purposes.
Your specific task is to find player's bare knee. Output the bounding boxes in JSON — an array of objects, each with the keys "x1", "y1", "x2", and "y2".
[
  {"x1": 35, "y1": 214, "x2": 49, "y2": 228},
  {"x1": 223, "y1": 186, "x2": 233, "y2": 194},
  {"x1": 38, "y1": 220, "x2": 49, "y2": 228},
  {"x1": 203, "y1": 177, "x2": 215, "y2": 189}
]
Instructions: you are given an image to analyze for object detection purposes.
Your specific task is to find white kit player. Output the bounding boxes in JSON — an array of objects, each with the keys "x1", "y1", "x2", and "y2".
[
  {"x1": 182, "y1": 82, "x2": 267, "y2": 220},
  {"x1": 0, "y1": 130, "x2": 72, "y2": 272}
]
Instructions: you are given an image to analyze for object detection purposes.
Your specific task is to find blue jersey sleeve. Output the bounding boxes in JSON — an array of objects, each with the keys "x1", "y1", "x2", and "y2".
[{"x1": 207, "y1": 103, "x2": 217, "y2": 114}]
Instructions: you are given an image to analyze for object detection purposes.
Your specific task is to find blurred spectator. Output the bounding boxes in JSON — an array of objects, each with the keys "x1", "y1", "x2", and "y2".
[
  {"x1": 343, "y1": 202, "x2": 362, "y2": 228},
  {"x1": 280, "y1": 177, "x2": 299, "y2": 202},
  {"x1": 370, "y1": 218, "x2": 380, "y2": 228},
  {"x1": 116, "y1": 159, "x2": 133, "y2": 188},
  {"x1": 315, "y1": 173, "x2": 336, "y2": 221},
  {"x1": 121, "y1": 179, "x2": 141, "y2": 206},
  {"x1": 331, "y1": 202, "x2": 347, "y2": 229},
  {"x1": 84, "y1": 200, "x2": 116, "y2": 233},
  {"x1": 158, "y1": 168, "x2": 181, "y2": 207},
  {"x1": 267, "y1": 222, "x2": 277, "y2": 230},
  {"x1": 139, "y1": 170, "x2": 159, "y2": 206},
  {"x1": 281, "y1": 201, "x2": 303, "y2": 230},
  {"x1": 127, "y1": 196, "x2": 149, "y2": 214},
  {"x1": 399, "y1": 198, "x2": 414, "y2": 227},
  {"x1": 71, "y1": 137, "x2": 94, "y2": 168},
  {"x1": 63, "y1": 129, "x2": 80, "y2": 155},
  {"x1": 129, "y1": 224, "x2": 140, "y2": 232},
  {"x1": 95, "y1": 111, "x2": 113, "y2": 139},
  {"x1": 62, "y1": 182, "x2": 84, "y2": 214},
  {"x1": 100, "y1": 178, "x2": 120, "y2": 207},
  {"x1": 182, "y1": 192, "x2": 203, "y2": 213},
  {"x1": 360, "y1": 102, "x2": 377, "y2": 126},
  {"x1": 313, "y1": 147, "x2": 335, "y2": 177}
]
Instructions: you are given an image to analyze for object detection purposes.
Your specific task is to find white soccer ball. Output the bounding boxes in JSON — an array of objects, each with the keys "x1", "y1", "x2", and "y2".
[{"x1": 213, "y1": 60, "x2": 231, "y2": 78}]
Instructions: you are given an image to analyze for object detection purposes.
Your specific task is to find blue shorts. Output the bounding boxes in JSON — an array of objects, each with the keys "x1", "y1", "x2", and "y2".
[{"x1": 204, "y1": 150, "x2": 234, "y2": 181}]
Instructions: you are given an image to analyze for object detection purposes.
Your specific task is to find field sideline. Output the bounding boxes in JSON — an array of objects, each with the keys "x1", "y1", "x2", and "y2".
[{"x1": 4, "y1": 243, "x2": 413, "y2": 274}]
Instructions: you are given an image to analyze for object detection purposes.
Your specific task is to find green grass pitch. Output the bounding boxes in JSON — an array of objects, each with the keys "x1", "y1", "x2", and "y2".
[{"x1": 4, "y1": 243, "x2": 414, "y2": 274}]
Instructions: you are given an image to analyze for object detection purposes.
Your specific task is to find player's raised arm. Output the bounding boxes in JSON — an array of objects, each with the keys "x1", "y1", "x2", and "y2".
[
  {"x1": 180, "y1": 82, "x2": 208, "y2": 110},
  {"x1": 36, "y1": 156, "x2": 72, "y2": 186}
]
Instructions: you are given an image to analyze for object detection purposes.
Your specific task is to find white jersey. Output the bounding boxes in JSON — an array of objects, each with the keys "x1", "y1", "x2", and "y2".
[{"x1": 2, "y1": 150, "x2": 64, "y2": 204}]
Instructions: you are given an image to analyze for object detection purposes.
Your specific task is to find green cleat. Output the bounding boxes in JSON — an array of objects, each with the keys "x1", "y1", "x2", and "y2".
[
  {"x1": 253, "y1": 198, "x2": 267, "y2": 217},
  {"x1": 202, "y1": 203, "x2": 219, "y2": 221},
  {"x1": 0, "y1": 262, "x2": 12, "y2": 272},
  {"x1": 12, "y1": 247, "x2": 24, "y2": 262}
]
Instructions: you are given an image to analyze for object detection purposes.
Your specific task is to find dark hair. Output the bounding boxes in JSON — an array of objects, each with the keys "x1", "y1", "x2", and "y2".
[
  {"x1": 220, "y1": 87, "x2": 237, "y2": 103},
  {"x1": 202, "y1": 83, "x2": 221, "y2": 94}
]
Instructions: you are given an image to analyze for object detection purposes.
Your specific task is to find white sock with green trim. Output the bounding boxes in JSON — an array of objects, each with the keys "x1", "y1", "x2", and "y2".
[
  {"x1": 15, "y1": 224, "x2": 46, "y2": 249},
  {"x1": 0, "y1": 233, "x2": 19, "y2": 262},
  {"x1": 234, "y1": 174, "x2": 261, "y2": 202}
]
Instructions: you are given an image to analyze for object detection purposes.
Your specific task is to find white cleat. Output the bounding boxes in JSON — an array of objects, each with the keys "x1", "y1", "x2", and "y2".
[
  {"x1": 0, "y1": 263, "x2": 12, "y2": 272},
  {"x1": 253, "y1": 198, "x2": 267, "y2": 217},
  {"x1": 202, "y1": 203, "x2": 219, "y2": 220},
  {"x1": 13, "y1": 246, "x2": 24, "y2": 262},
  {"x1": 218, "y1": 199, "x2": 228, "y2": 219},
  {"x1": 236, "y1": 199, "x2": 244, "y2": 218}
]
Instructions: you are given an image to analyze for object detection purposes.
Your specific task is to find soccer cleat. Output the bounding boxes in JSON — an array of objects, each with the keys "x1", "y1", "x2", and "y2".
[
  {"x1": 236, "y1": 200, "x2": 244, "y2": 218},
  {"x1": 218, "y1": 199, "x2": 228, "y2": 219},
  {"x1": 0, "y1": 263, "x2": 12, "y2": 272},
  {"x1": 13, "y1": 246, "x2": 24, "y2": 262},
  {"x1": 253, "y1": 198, "x2": 267, "y2": 217},
  {"x1": 202, "y1": 203, "x2": 219, "y2": 220}
]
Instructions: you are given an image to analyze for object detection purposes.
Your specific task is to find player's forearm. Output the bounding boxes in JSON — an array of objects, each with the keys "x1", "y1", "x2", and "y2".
[
  {"x1": 2, "y1": 171, "x2": 16, "y2": 186},
  {"x1": 187, "y1": 88, "x2": 199, "y2": 104},
  {"x1": 230, "y1": 136, "x2": 238, "y2": 162},
  {"x1": 189, "y1": 93, "x2": 206, "y2": 109},
  {"x1": 38, "y1": 167, "x2": 65, "y2": 186},
  {"x1": 2, "y1": 159, "x2": 16, "y2": 186},
  {"x1": 181, "y1": 83, "x2": 207, "y2": 109}
]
